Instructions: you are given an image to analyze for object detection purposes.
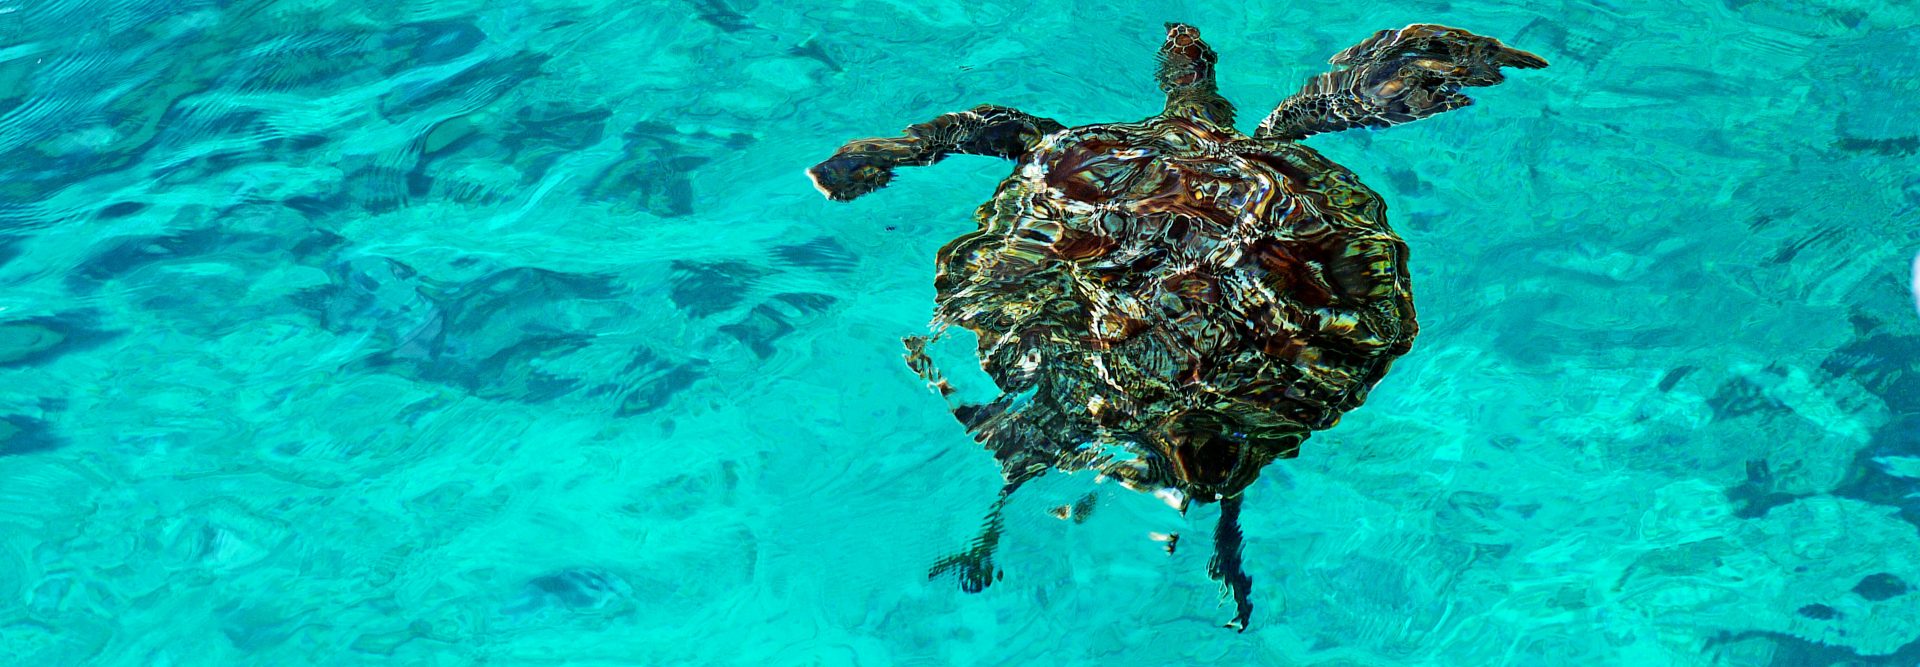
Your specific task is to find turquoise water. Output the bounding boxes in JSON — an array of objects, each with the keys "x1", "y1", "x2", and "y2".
[{"x1": 2, "y1": 0, "x2": 1918, "y2": 664}]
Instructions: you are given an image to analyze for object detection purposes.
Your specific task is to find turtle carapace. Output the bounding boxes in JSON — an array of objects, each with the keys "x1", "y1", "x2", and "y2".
[{"x1": 807, "y1": 23, "x2": 1547, "y2": 631}]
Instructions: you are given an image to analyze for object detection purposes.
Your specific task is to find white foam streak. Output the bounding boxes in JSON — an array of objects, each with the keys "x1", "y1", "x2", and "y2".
[{"x1": 1911, "y1": 252, "x2": 1920, "y2": 319}]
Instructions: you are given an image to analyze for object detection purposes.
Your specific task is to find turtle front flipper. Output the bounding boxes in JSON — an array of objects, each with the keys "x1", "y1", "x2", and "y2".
[
  {"x1": 1208, "y1": 494, "x2": 1255, "y2": 631},
  {"x1": 806, "y1": 106, "x2": 1065, "y2": 201},
  {"x1": 1255, "y1": 24, "x2": 1547, "y2": 141},
  {"x1": 1156, "y1": 23, "x2": 1235, "y2": 128}
]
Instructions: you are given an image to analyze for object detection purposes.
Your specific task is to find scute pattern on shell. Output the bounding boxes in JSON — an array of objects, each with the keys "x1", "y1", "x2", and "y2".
[{"x1": 927, "y1": 116, "x2": 1416, "y2": 495}]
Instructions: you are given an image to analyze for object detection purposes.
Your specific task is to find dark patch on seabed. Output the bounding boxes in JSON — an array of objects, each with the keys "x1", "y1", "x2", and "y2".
[
  {"x1": 1831, "y1": 418, "x2": 1920, "y2": 530},
  {"x1": 301, "y1": 258, "x2": 687, "y2": 408},
  {"x1": 1725, "y1": 460, "x2": 1803, "y2": 519},
  {"x1": 350, "y1": 162, "x2": 422, "y2": 215},
  {"x1": 409, "y1": 102, "x2": 612, "y2": 203},
  {"x1": 1510, "y1": 14, "x2": 1623, "y2": 68},
  {"x1": 581, "y1": 122, "x2": 757, "y2": 218},
  {"x1": 1833, "y1": 134, "x2": 1919, "y2": 157},
  {"x1": 1705, "y1": 376, "x2": 1787, "y2": 422},
  {"x1": 72, "y1": 227, "x2": 244, "y2": 288},
  {"x1": 1766, "y1": 227, "x2": 1846, "y2": 266},
  {"x1": 1794, "y1": 603, "x2": 1839, "y2": 620},
  {"x1": 1656, "y1": 365, "x2": 1695, "y2": 392},
  {"x1": 282, "y1": 191, "x2": 353, "y2": 220},
  {"x1": 294, "y1": 256, "x2": 442, "y2": 350},
  {"x1": 0, "y1": 236, "x2": 19, "y2": 268},
  {"x1": 0, "y1": 415, "x2": 64, "y2": 457},
  {"x1": 507, "y1": 568, "x2": 635, "y2": 615},
  {"x1": 720, "y1": 292, "x2": 838, "y2": 359},
  {"x1": 692, "y1": 0, "x2": 754, "y2": 32},
  {"x1": 68, "y1": 227, "x2": 228, "y2": 287},
  {"x1": 362, "y1": 268, "x2": 623, "y2": 402},
  {"x1": 1853, "y1": 573, "x2": 1910, "y2": 602},
  {"x1": 1820, "y1": 324, "x2": 1920, "y2": 529},
  {"x1": 144, "y1": 108, "x2": 279, "y2": 183},
  {"x1": 67, "y1": 222, "x2": 348, "y2": 291},
  {"x1": 0, "y1": 312, "x2": 123, "y2": 369},
  {"x1": 584, "y1": 138, "x2": 706, "y2": 216},
  {"x1": 97, "y1": 201, "x2": 149, "y2": 219},
  {"x1": 395, "y1": 21, "x2": 489, "y2": 65},
  {"x1": 787, "y1": 37, "x2": 843, "y2": 74},
  {"x1": 0, "y1": 18, "x2": 521, "y2": 225},
  {"x1": 377, "y1": 52, "x2": 551, "y2": 120},
  {"x1": 500, "y1": 103, "x2": 612, "y2": 167},
  {"x1": 1484, "y1": 293, "x2": 1675, "y2": 367},
  {"x1": 595, "y1": 347, "x2": 708, "y2": 417},
  {"x1": 668, "y1": 260, "x2": 767, "y2": 318},
  {"x1": 1821, "y1": 332, "x2": 1920, "y2": 414},
  {"x1": 1708, "y1": 629, "x2": 1920, "y2": 667},
  {"x1": 772, "y1": 237, "x2": 858, "y2": 273},
  {"x1": 222, "y1": 21, "x2": 488, "y2": 94},
  {"x1": 643, "y1": 461, "x2": 741, "y2": 519}
]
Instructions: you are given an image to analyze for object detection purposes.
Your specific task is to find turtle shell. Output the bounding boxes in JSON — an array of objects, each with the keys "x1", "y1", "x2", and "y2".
[{"x1": 930, "y1": 116, "x2": 1418, "y2": 498}]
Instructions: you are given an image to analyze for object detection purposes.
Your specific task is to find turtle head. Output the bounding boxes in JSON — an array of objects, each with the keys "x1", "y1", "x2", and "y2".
[
  {"x1": 1157, "y1": 23, "x2": 1220, "y2": 92},
  {"x1": 805, "y1": 145, "x2": 898, "y2": 202},
  {"x1": 1157, "y1": 23, "x2": 1236, "y2": 127}
]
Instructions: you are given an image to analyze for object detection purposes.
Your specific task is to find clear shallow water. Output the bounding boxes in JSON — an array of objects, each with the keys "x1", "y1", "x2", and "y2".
[{"x1": 0, "y1": 0, "x2": 1917, "y2": 664}]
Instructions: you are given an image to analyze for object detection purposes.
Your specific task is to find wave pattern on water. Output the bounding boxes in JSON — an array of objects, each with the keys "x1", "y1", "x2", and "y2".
[{"x1": 1, "y1": 0, "x2": 1918, "y2": 665}]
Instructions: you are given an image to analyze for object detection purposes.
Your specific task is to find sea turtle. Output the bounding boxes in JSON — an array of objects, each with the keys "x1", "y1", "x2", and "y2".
[{"x1": 806, "y1": 23, "x2": 1546, "y2": 630}]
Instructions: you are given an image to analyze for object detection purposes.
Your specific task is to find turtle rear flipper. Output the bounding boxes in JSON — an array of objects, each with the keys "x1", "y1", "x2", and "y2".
[
  {"x1": 807, "y1": 106, "x2": 1065, "y2": 201},
  {"x1": 928, "y1": 472, "x2": 1038, "y2": 593},
  {"x1": 1256, "y1": 24, "x2": 1547, "y2": 141},
  {"x1": 1208, "y1": 494, "x2": 1255, "y2": 631},
  {"x1": 906, "y1": 335, "x2": 1058, "y2": 593}
]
